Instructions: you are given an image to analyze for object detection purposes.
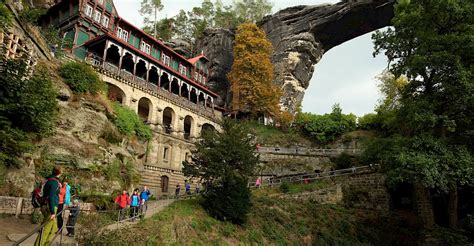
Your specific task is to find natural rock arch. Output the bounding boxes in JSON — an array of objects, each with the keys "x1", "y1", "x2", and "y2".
[{"x1": 195, "y1": 0, "x2": 396, "y2": 113}]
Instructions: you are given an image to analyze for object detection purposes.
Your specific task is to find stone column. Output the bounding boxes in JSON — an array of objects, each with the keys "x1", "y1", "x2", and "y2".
[
  {"x1": 118, "y1": 49, "x2": 125, "y2": 71},
  {"x1": 102, "y1": 40, "x2": 109, "y2": 66}
]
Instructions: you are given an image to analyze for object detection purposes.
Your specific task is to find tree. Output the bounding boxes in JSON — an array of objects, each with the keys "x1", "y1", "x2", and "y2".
[
  {"x1": 144, "y1": 17, "x2": 174, "y2": 41},
  {"x1": 228, "y1": 23, "x2": 282, "y2": 118},
  {"x1": 0, "y1": 56, "x2": 58, "y2": 168},
  {"x1": 139, "y1": 0, "x2": 163, "y2": 38},
  {"x1": 372, "y1": 0, "x2": 474, "y2": 228},
  {"x1": 233, "y1": 0, "x2": 272, "y2": 23},
  {"x1": 182, "y1": 119, "x2": 259, "y2": 224}
]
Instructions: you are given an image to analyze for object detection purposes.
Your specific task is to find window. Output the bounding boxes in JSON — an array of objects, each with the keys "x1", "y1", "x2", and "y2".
[
  {"x1": 117, "y1": 27, "x2": 128, "y2": 41},
  {"x1": 84, "y1": 4, "x2": 93, "y2": 17},
  {"x1": 194, "y1": 72, "x2": 199, "y2": 81},
  {"x1": 161, "y1": 176, "x2": 169, "y2": 192},
  {"x1": 140, "y1": 41, "x2": 151, "y2": 54},
  {"x1": 97, "y1": 0, "x2": 104, "y2": 5},
  {"x1": 202, "y1": 76, "x2": 206, "y2": 84},
  {"x1": 161, "y1": 54, "x2": 170, "y2": 66},
  {"x1": 179, "y1": 64, "x2": 187, "y2": 76},
  {"x1": 101, "y1": 16, "x2": 109, "y2": 27},
  {"x1": 163, "y1": 147, "x2": 169, "y2": 160},
  {"x1": 93, "y1": 10, "x2": 101, "y2": 22},
  {"x1": 198, "y1": 74, "x2": 203, "y2": 83}
]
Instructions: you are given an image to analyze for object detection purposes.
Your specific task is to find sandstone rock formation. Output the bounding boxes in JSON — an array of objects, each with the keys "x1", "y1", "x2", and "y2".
[
  {"x1": 194, "y1": 28, "x2": 235, "y2": 107},
  {"x1": 196, "y1": 0, "x2": 395, "y2": 112}
]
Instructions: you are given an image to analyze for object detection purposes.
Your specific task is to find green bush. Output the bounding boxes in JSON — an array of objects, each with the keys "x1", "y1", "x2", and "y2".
[
  {"x1": 19, "y1": 6, "x2": 46, "y2": 23},
  {"x1": 101, "y1": 123, "x2": 123, "y2": 144},
  {"x1": 294, "y1": 104, "x2": 356, "y2": 144},
  {"x1": 80, "y1": 191, "x2": 115, "y2": 210},
  {"x1": 279, "y1": 180, "x2": 290, "y2": 193},
  {"x1": 111, "y1": 103, "x2": 152, "y2": 140},
  {"x1": 357, "y1": 113, "x2": 381, "y2": 130},
  {"x1": 334, "y1": 153, "x2": 353, "y2": 170},
  {"x1": 59, "y1": 62, "x2": 105, "y2": 94},
  {"x1": 31, "y1": 208, "x2": 44, "y2": 224}
]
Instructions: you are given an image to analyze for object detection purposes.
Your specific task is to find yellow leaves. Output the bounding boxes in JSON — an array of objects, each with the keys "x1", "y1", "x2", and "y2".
[{"x1": 228, "y1": 23, "x2": 281, "y2": 117}]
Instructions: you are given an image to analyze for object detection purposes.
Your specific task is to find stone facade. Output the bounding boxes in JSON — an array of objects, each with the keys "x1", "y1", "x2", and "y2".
[{"x1": 342, "y1": 173, "x2": 390, "y2": 211}]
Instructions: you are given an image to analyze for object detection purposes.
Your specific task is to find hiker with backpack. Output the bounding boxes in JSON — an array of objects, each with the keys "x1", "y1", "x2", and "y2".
[
  {"x1": 185, "y1": 181, "x2": 191, "y2": 195},
  {"x1": 129, "y1": 190, "x2": 141, "y2": 221},
  {"x1": 33, "y1": 167, "x2": 62, "y2": 246},
  {"x1": 57, "y1": 179, "x2": 71, "y2": 231},
  {"x1": 114, "y1": 190, "x2": 130, "y2": 221}
]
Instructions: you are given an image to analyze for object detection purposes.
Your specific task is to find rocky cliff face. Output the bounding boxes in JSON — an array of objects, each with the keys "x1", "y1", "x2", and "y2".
[
  {"x1": 194, "y1": 28, "x2": 235, "y2": 107},
  {"x1": 196, "y1": 0, "x2": 395, "y2": 112}
]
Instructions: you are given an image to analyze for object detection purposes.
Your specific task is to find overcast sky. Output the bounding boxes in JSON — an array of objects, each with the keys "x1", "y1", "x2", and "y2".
[{"x1": 113, "y1": 0, "x2": 388, "y2": 116}]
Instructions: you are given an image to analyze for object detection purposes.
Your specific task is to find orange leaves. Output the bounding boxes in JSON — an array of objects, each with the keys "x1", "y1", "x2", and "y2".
[{"x1": 228, "y1": 23, "x2": 282, "y2": 117}]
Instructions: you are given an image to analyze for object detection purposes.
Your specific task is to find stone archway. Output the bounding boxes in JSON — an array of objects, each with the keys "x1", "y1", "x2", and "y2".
[
  {"x1": 162, "y1": 107, "x2": 175, "y2": 134},
  {"x1": 106, "y1": 83, "x2": 125, "y2": 104},
  {"x1": 201, "y1": 123, "x2": 215, "y2": 135},
  {"x1": 105, "y1": 44, "x2": 120, "y2": 67},
  {"x1": 183, "y1": 115, "x2": 194, "y2": 140},
  {"x1": 194, "y1": 0, "x2": 396, "y2": 113},
  {"x1": 137, "y1": 97, "x2": 152, "y2": 122}
]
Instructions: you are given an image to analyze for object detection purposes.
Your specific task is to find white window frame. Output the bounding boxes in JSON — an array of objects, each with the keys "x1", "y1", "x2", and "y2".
[
  {"x1": 194, "y1": 72, "x2": 199, "y2": 81},
  {"x1": 97, "y1": 0, "x2": 104, "y2": 5},
  {"x1": 179, "y1": 64, "x2": 187, "y2": 76},
  {"x1": 93, "y1": 10, "x2": 101, "y2": 23},
  {"x1": 101, "y1": 15, "x2": 109, "y2": 28},
  {"x1": 140, "y1": 41, "x2": 151, "y2": 54},
  {"x1": 117, "y1": 27, "x2": 128, "y2": 41},
  {"x1": 161, "y1": 54, "x2": 170, "y2": 66},
  {"x1": 84, "y1": 4, "x2": 93, "y2": 18}
]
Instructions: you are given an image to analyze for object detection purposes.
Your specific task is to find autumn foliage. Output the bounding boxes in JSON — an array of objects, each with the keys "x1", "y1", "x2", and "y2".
[{"x1": 228, "y1": 23, "x2": 282, "y2": 117}]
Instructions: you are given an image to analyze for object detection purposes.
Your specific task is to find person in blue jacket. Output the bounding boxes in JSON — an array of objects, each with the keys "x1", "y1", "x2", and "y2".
[
  {"x1": 129, "y1": 190, "x2": 141, "y2": 221},
  {"x1": 139, "y1": 186, "x2": 152, "y2": 217}
]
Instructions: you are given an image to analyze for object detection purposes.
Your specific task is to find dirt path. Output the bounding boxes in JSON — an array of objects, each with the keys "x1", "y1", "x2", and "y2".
[{"x1": 0, "y1": 216, "x2": 36, "y2": 245}]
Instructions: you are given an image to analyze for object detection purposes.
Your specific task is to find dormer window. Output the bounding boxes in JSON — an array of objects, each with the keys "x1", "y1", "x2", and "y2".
[
  {"x1": 101, "y1": 16, "x2": 109, "y2": 28},
  {"x1": 117, "y1": 27, "x2": 128, "y2": 41},
  {"x1": 93, "y1": 10, "x2": 101, "y2": 22},
  {"x1": 84, "y1": 4, "x2": 93, "y2": 17},
  {"x1": 140, "y1": 41, "x2": 151, "y2": 54}
]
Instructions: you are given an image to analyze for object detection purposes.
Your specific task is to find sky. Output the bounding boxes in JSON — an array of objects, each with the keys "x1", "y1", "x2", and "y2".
[{"x1": 113, "y1": 0, "x2": 389, "y2": 116}]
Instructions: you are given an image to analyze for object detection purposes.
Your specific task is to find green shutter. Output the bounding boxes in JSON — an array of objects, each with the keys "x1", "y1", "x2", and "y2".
[
  {"x1": 172, "y1": 60, "x2": 179, "y2": 70},
  {"x1": 134, "y1": 36, "x2": 140, "y2": 48},
  {"x1": 129, "y1": 34, "x2": 139, "y2": 48},
  {"x1": 106, "y1": 1, "x2": 113, "y2": 12},
  {"x1": 74, "y1": 47, "x2": 87, "y2": 59},
  {"x1": 91, "y1": 26, "x2": 99, "y2": 33},
  {"x1": 76, "y1": 30, "x2": 90, "y2": 46},
  {"x1": 156, "y1": 50, "x2": 161, "y2": 59}
]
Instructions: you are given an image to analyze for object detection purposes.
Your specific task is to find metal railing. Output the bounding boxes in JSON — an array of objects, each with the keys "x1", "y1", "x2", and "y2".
[
  {"x1": 249, "y1": 164, "x2": 379, "y2": 188},
  {"x1": 14, "y1": 193, "x2": 199, "y2": 245},
  {"x1": 257, "y1": 146, "x2": 361, "y2": 156},
  {"x1": 12, "y1": 207, "x2": 69, "y2": 246}
]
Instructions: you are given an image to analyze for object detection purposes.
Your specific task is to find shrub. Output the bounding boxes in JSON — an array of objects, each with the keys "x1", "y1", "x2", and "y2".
[
  {"x1": 334, "y1": 153, "x2": 353, "y2": 170},
  {"x1": 101, "y1": 123, "x2": 123, "y2": 144},
  {"x1": 59, "y1": 62, "x2": 105, "y2": 94},
  {"x1": 111, "y1": 103, "x2": 152, "y2": 140},
  {"x1": 294, "y1": 104, "x2": 356, "y2": 144},
  {"x1": 279, "y1": 180, "x2": 290, "y2": 193},
  {"x1": 357, "y1": 113, "x2": 380, "y2": 130},
  {"x1": 0, "y1": 58, "x2": 57, "y2": 169}
]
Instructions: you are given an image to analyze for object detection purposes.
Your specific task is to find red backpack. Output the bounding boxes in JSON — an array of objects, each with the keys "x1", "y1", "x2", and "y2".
[{"x1": 31, "y1": 177, "x2": 59, "y2": 208}]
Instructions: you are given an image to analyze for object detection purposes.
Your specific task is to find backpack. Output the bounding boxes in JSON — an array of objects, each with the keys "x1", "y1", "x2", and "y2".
[{"x1": 31, "y1": 177, "x2": 59, "y2": 208}]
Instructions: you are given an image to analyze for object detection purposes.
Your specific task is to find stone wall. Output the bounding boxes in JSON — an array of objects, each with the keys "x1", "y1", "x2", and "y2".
[
  {"x1": 259, "y1": 153, "x2": 332, "y2": 176},
  {"x1": 281, "y1": 173, "x2": 391, "y2": 212},
  {"x1": 0, "y1": 196, "x2": 33, "y2": 216},
  {"x1": 140, "y1": 165, "x2": 197, "y2": 197},
  {"x1": 342, "y1": 173, "x2": 390, "y2": 211}
]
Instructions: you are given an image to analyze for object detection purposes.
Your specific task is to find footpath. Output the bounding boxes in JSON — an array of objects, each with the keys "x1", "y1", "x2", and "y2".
[{"x1": 8, "y1": 197, "x2": 184, "y2": 246}]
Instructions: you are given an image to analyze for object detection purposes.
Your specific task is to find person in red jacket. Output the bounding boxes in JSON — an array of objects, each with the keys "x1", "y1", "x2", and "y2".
[{"x1": 114, "y1": 190, "x2": 130, "y2": 221}]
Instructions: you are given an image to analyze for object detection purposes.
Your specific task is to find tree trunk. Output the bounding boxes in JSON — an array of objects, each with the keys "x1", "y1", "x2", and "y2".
[
  {"x1": 447, "y1": 187, "x2": 458, "y2": 229},
  {"x1": 413, "y1": 182, "x2": 435, "y2": 228}
]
